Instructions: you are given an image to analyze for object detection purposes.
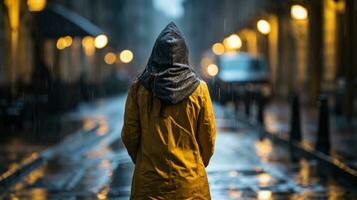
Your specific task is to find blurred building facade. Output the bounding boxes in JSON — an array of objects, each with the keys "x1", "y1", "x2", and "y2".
[
  {"x1": 183, "y1": 0, "x2": 356, "y2": 118},
  {"x1": 1, "y1": 0, "x2": 356, "y2": 120},
  {"x1": 183, "y1": 0, "x2": 265, "y2": 66},
  {"x1": 0, "y1": 0, "x2": 157, "y2": 119}
]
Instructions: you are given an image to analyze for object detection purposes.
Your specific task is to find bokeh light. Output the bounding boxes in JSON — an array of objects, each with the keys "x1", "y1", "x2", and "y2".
[
  {"x1": 94, "y1": 34, "x2": 108, "y2": 49},
  {"x1": 119, "y1": 49, "x2": 134, "y2": 63},
  {"x1": 257, "y1": 19, "x2": 271, "y2": 35},
  {"x1": 27, "y1": 0, "x2": 46, "y2": 12},
  {"x1": 82, "y1": 36, "x2": 95, "y2": 56},
  {"x1": 56, "y1": 37, "x2": 66, "y2": 50},
  {"x1": 207, "y1": 64, "x2": 219, "y2": 77},
  {"x1": 212, "y1": 43, "x2": 225, "y2": 55},
  {"x1": 104, "y1": 52, "x2": 117, "y2": 65},
  {"x1": 64, "y1": 36, "x2": 73, "y2": 47},
  {"x1": 291, "y1": 5, "x2": 308, "y2": 20},
  {"x1": 224, "y1": 34, "x2": 242, "y2": 50},
  {"x1": 56, "y1": 36, "x2": 72, "y2": 50}
]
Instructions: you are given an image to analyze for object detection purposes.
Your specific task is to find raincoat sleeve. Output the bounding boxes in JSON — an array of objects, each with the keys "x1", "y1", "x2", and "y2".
[
  {"x1": 197, "y1": 83, "x2": 216, "y2": 167},
  {"x1": 121, "y1": 83, "x2": 141, "y2": 164}
]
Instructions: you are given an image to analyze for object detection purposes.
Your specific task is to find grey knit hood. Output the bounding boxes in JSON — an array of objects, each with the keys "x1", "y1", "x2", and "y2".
[{"x1": 138, "y1": 22, "x2": 200, "y2": 104}]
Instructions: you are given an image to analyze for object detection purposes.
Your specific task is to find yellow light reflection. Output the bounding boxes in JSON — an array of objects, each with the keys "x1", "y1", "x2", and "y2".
[
  {"x1": 108, "y1": 171, "x2": 113, "y2": 178},
  {"x1": 212, "y1": 42, "x2": 225, "y2": 55},
  {"x1": 14, "y1": 166, "x2": 46, "y2": 191},
  {"x1": 257, "y1": 173, "x2": 272, "y2": 187},
  {"x1": 291, "y1": 5, "x2": 308, "y2": 20},
  {"x1": 224, "y1": 34, "x2": 242, "y2": 50},
  {"x1": 207, "y1": 64, "x2": 219, "y2": 77},
  {"x1": 97, "y1": 119, "x2": 108, "y2": 136},
  {"x1": 258, "y1": 190, "x2": 272, "y2": 200},
  {"x1": 94, "y1": 34, "x2": 108, "y2": 49},
  {"x1": 228, "y1": 170, "x2": 238, "y2": 177},
  {"x1": 228, "y1": 188, "x2": 241, "y2": 198},
  {"x1": 104, "y1": 52, "x2": 117, "y2": 65},
  {"x1": 298, "y1": 158, "x2": 311, "y2": 186},
  {"x1": 29, "y1": 188, "x2": 47, "y2": 200},
  {"x1": 83, "y1": 118, "x2": 96, "y2": 130},
  {"x1": 100, "y1": 159, "x2": 111, "y2": 168},
  {"x1": 86, "y1": 145, "x2": 112, "y2": 159},
  {"x1": 254, "y1": 138, "x2": 273, "y2": 162},
  {"x1": 9, "y1": 30, "x2": 19, "y2": 80},
  {"x1": 5, "y1": 0, "x2": 20, "y2": 31},
  {"x1": 27, "y1": 0, "x2": 46, "y2": 12},
  {"x1": 119, "y1": 49, "x2": 134, "y2": 63},
  {"x1": 257, "y1": 19, "x2": 271, "y2": 35},
  {"x1": 97, "y1": 186, "x2": 110, "y2": 200},
  {"x1": 97, "y1": 192, "x2": 107, "y2": 200},
  {"x1": 82, "y1": 36, "x2": 95, "y2": 56}
]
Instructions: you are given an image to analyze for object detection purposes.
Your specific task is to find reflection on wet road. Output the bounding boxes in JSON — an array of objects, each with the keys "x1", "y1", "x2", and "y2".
[{"x1": 2, "y1": 95, "x2": 357, "y2": 199}]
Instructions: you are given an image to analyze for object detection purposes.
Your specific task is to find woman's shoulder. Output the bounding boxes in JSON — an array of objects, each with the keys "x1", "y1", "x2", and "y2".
[
  {"x1": 198, "y1": 80, "x2": 208, "y2": 90},
  {"x1": 191, "y1": 80, "x2": 209, "y2": 99},
  {"x1": 128, "y1": 79, "x2": 150, "y2": 97}
]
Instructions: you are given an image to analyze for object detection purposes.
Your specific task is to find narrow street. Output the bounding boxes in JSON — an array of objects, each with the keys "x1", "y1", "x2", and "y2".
[
  {"x1": 2, "y1": 95, "x2": 357, "y2": 199},
  {"x1": 1, "y1": 0, "x2": 357, "y2": 199}
]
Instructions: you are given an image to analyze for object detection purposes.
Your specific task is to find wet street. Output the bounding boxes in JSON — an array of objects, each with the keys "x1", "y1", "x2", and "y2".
[
  {"x1": 1, "y1": 95, "x2": 357, "y2": 199},
  {"x1": 1, "y1": 0, "x2": 357, "y2": 198}
]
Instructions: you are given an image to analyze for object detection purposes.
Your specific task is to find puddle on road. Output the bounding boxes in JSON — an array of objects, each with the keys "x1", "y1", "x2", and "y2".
[
  {"x1": 209, "y1": 134, "x2": 357, "y2": 199},
  {"x1": 2, "y1": 99, "x2": 357, "y2": 200},
  {"x1": 0, "y1": 119, "x2": 82, "y2": 175}
]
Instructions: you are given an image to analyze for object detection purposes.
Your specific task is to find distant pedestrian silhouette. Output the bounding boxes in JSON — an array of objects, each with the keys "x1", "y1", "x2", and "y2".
[{"x1": 121, "y1": 22, "x2": 216, "y2": 199}]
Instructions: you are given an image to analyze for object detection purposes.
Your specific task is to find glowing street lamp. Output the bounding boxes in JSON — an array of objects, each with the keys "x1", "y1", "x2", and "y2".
[
  {"x1": 207, "y1": 64, "x2": 219, "y2": 77},
  {"x1": 94, "y1": 34, "x2": 108, "y2": 49},
  {"x1": 104, "y1": 52, "x2": 117, "y2": 65},
  {"x1": 56, "y1": 38, "x2": 66, "y2": 50},
  {"x1": 119, "y1": 49, "x2": 134, "y2": 63},
  {"x1": 257, "y1": 19, "x2": 271, "y2": 35},
  {"x1": 82, "y1": 36, "x2": 95, "y2": 56},
  {"x1": 27, "y1": 0, "x2": 46, "y2": 12},
  {"x1": 64, "y1": 36, "x2": 72, "y2": 47},
  {"x1": 56, "y1": 36, "x2": 72, "y2": 50},
  {"x1": 224, "y1": 34, "x2": 242, "y2": 50},
  {"x1": 212, "y1": 43, "x2": 225, "y2": 55},
  {"x1": 291, "y1": 5, "x2": 308, "y2": 20}
]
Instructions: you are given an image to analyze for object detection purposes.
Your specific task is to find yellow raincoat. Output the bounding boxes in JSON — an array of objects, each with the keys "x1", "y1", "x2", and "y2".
[{"x1": 121, "y1": 80, "x2": 216, "y2": 199}]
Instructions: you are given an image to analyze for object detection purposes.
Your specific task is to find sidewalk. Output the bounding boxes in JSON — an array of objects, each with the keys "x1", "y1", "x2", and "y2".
[{"x1": 263, "y1": 100, "x2": 357, "y2": 169}]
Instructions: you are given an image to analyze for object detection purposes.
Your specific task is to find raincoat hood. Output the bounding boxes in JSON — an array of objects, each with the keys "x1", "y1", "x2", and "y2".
[{"x1": 138, "y1": 22, "x2": 200, "y2": 104}]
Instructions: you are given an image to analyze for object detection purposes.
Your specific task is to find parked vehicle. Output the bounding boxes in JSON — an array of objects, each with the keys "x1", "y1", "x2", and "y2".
[{"x1": 205, "y1": 52, "x2": 272, "y2": 104}]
